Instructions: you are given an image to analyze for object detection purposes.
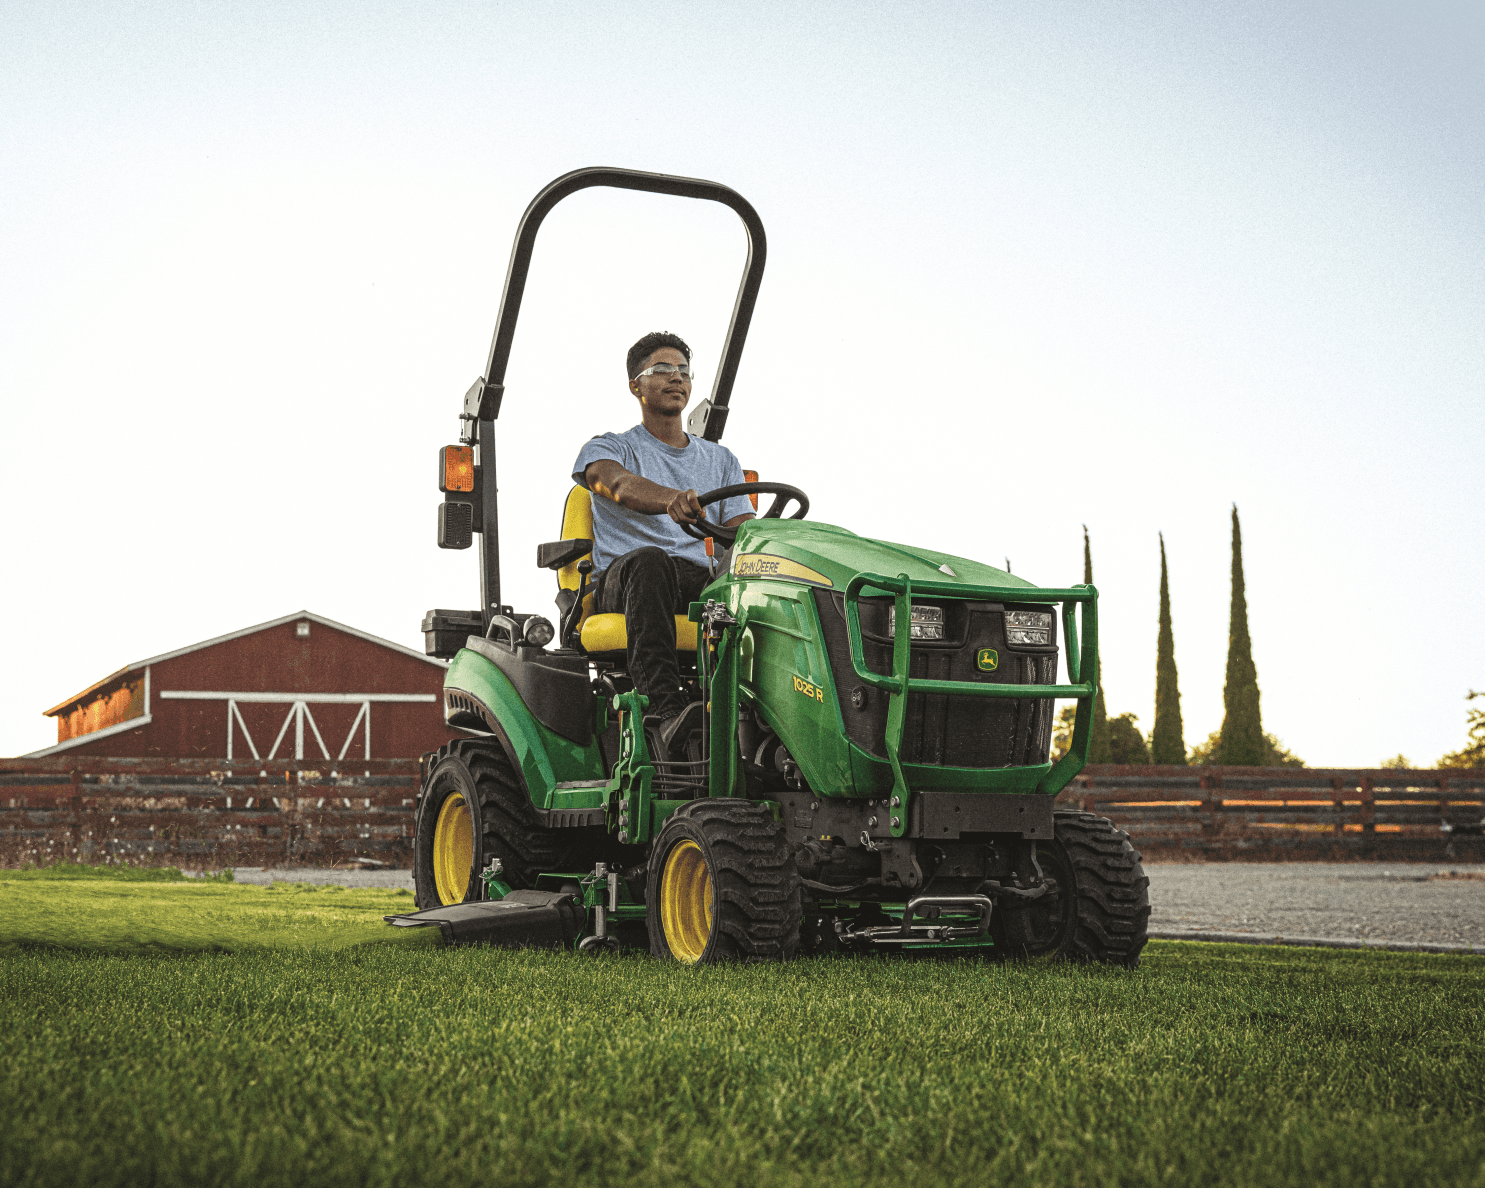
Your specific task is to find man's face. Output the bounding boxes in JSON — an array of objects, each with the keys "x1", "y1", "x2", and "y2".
[{"x1": 631, "y1": 346, "x2": 692, "y2": 416}]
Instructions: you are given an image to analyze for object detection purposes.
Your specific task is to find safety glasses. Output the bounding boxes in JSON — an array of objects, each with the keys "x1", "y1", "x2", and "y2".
[{"x1": 634, "y1": 362, "x2": 694, "y2": 380}]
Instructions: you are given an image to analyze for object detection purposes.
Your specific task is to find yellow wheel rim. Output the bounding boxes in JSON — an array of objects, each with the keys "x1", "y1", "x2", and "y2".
[
  {"x1": 660, "y1": 839, "x2": 714, "y2": 963},
  {"x1": 433, "y1": 792, "x2": 473, "y2": 905}
]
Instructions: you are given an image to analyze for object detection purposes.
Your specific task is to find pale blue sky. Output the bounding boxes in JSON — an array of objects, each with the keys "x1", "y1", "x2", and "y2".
[{"x1": 2, "y1": 1, "x2": 1481, "y2": 764}]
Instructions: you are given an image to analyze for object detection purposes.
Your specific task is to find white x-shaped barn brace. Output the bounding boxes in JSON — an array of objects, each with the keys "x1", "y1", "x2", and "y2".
[{"x1": 158, "y1": 690, "x2": 438, "y2": 761}]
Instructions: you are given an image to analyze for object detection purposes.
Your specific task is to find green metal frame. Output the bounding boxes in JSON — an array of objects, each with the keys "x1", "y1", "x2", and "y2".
[
  {"x1": 692, "y1": 601, "x2": 746, "y2": 799},
  {"x1": 603, "y1": 690, "x2": 693, "y2": 845},
  {"x1": 843, "y1": 572, "x2": 1098, "y2": 834}
]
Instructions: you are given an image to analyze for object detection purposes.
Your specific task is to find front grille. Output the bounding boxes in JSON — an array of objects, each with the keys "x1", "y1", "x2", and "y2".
[{"x1": 812, "y1": 590, "x2": 1056, "y2": 769}]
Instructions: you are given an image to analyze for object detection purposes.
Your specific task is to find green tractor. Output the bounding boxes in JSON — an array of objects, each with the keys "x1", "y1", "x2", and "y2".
[{"x1": 401, "y1": 167, "x2": 1149, "y2": 965}]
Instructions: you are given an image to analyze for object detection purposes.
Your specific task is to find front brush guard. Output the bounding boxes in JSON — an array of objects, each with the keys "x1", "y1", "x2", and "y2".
[{"x1": 843, "y1": 573, "x2": 1099, "y2": 831}]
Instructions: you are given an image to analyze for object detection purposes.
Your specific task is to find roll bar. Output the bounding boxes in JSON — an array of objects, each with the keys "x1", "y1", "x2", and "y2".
[{"x1": 462, "y1": 167, "x2": 768, "y2": 625}]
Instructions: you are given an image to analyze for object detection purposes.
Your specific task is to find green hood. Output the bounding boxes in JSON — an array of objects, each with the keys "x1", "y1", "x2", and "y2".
[{"x1": 726, "y1": 518, "x2": 1039, "y2": 595}]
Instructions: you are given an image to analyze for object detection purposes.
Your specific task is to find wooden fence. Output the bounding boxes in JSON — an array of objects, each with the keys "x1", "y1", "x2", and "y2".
[
  {"x1": 0, "y1": 757, "x2": 422, "y2": 869},
  {"x1": 1056, "y1": 766, "x2": 1485, "y2": 862},
  {"x1": 3, "y1": 758, "x2": 1482, "y2": 869}
]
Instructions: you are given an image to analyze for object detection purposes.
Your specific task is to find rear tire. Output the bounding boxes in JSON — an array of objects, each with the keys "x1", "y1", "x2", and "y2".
[
  {"x1": 646, "y1": 800, "x2": 801, "y2": 964},
  {"x1": 994, "y1": 809, "x2": 1150, "y2": 967},
  {"x1": 413, "y1": 739, "x2": 586, "y2": 908}
]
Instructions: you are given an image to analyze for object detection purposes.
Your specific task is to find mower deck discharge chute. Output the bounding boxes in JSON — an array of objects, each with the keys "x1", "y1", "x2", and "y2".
[
  {"x1": 401, "y1": 166, "x2": 1150, "y2": 966},
  {"x1": 384, "y1": 888, "x2": 583, "y2": 950}
]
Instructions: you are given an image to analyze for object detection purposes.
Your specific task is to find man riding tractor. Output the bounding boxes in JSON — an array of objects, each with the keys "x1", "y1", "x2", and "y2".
[
  {"x1": 406, "y1": 166, "x2": 1149, "y2": 967},
  {"x1": 574, "y1": 330, "x2": 755, "y2": 763}
]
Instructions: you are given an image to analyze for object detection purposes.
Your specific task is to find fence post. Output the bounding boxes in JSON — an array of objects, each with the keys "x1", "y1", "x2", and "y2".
[
  {"x1": 1199, "y1": 770, "x2": 1222, "y2": 855},
  {"x1": 69, "y1": 768, "x2": 83, "y2": 864}
]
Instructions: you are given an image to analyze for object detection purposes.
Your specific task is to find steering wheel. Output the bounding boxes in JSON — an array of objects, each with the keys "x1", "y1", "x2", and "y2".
[{"x1": 679, "y1": 482, "x2": 809, "y2": 548}]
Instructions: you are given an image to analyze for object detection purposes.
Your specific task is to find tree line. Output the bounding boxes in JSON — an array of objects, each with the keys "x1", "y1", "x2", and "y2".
[{"x1": 1048, "y1": 506, "x2": 1477, "y2": 769}]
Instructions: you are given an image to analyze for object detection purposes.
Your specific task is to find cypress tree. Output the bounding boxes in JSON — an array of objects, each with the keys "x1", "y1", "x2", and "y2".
[
  {"x1": 1083, "y1": 525, "x2": 1112, "y2": 764},
  {"x1": 1150, "y1": 532, "x2": 1186, "y2": 764},
  {"x1": 1215, "y1": 505, "x2": 1265, "y2": 765}
]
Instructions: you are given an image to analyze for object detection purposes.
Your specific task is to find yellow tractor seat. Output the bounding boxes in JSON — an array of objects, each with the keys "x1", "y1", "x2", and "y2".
[
  {"x1": 582, "y1": 611, "x2": 698, "y2": 654},
  {"x1": 544, "y1": 484, "x2": 705, "y2": 655}
]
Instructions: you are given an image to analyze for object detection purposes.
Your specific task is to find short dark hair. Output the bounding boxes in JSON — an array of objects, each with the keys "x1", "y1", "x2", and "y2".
[{"x1": 627, "y1": 331, "x2": 692, "y2": 381}]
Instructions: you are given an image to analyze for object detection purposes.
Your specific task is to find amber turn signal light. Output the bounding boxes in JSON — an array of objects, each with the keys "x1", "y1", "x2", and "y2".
[
  {"x1": 440, "y1": 445, "x2": 474, "y2": 493},
  {"x1": 743, "y1": 469, "x2": 759, "y2": 510}
]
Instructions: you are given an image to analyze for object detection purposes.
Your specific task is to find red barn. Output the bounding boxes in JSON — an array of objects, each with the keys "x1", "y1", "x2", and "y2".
[{"x1": 26, "y1": 611, "x2": 455, "y2": 761}]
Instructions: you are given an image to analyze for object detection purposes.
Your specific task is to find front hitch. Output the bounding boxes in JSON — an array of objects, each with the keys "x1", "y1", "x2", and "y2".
[{"x1": 835, "y1": 894, "x2": 994, "y2": 948}]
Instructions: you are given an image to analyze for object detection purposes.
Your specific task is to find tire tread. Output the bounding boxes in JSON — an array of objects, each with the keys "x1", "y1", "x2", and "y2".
[
  {"x1": 1051, "y1": 808, "x2": 1151, "y2": 968},
  {"x1": 650, "y1": 800, "x2": 802, "y2": 963},
  {"x1": 413, "y1": 738, "x2": 582, "y2": 908}
]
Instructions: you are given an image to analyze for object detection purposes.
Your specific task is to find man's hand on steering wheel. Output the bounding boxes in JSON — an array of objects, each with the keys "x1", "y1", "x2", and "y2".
[
  {"x1": 677, "y1": 482, "x2": 810, "y2": 548},
  {"x1": 666, "y1": 487, "x2": 705, "y2": 527}
]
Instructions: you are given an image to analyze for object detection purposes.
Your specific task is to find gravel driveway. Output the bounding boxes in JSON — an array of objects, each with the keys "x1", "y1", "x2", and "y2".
[
  {"x1": 229, "y1": 866, "x2": 415, "y2": 891},
  {"x1": 1147, "y1": 863, "x2": 1485, "y2": 952}
]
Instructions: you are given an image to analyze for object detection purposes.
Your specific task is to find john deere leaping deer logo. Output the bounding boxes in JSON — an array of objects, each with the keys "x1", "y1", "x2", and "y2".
[{"x1": 976, "y1": 648, "x2": 999, "y2": 672}]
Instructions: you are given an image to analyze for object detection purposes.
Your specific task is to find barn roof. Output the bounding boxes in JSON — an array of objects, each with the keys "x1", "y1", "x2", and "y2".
[{"x1": 42, "y1": 610, "x2": 444, "y2": 717}]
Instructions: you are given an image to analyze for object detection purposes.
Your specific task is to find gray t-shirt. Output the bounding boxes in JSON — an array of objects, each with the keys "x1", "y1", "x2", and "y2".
[{"x1": 572, "y1": 425, "x2": 752, "y2": 572}]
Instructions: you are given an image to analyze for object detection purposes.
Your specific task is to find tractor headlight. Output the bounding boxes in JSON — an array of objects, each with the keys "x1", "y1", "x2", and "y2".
[
  {"x1": 1005, "y1": 610, "x2": 1053, "y2": 646},
  {"x1": 887, "y1": 604, "x2": 945, "y2": 641},
  {"x1": 523, "y1": 616, "x2": 555, "y2": 648}
]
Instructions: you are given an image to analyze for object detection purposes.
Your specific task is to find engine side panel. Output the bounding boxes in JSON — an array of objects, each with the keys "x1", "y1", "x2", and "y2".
[{"x1": 729, "y1": 578, "x2": 857, "y2": 796}]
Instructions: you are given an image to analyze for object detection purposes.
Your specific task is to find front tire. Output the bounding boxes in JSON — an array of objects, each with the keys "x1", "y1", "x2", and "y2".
[
  {"x1": 646, "y1": 800, "x2": 801, "y2": 964},
  {"x1": 413, "y1": 739, "x2": 585, "y2": 908},
  {"x1": 994, "y1": 809, "x2": 1150, "y2": 967}
]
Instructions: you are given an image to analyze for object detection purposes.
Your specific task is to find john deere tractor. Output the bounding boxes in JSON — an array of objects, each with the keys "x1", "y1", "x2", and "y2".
[{"x1": 399, "y1": 167, "x2": 1149, "y2": 965}]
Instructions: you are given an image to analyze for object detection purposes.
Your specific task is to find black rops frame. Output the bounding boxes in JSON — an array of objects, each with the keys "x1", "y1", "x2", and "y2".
[{"x1": 459, "y1": 166, "x2": 769, "y2": 630}]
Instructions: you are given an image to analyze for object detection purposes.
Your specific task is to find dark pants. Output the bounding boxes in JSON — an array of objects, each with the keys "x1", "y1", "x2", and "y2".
[{"x1": 594, "y1": 547, "x2": 711, "y2": 719}]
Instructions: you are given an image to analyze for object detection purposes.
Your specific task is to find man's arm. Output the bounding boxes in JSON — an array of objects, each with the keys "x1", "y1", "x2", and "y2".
[
  {"x1": 584, "y1": 460, "x2": 754, "y2": 528},
  {"x1": 585, "y1": 459, "x2": 702, "y2": 525}
]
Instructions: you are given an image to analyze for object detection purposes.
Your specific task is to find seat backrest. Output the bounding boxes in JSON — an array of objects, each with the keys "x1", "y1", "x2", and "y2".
[{"x1": 557, "y1": 485, "x2": 593, "y2": 594}]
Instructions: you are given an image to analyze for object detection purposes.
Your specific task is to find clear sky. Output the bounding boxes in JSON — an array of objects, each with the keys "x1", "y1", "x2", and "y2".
[{"x1": 2, "y1": 1, "x2": 1481, "y2": 764}]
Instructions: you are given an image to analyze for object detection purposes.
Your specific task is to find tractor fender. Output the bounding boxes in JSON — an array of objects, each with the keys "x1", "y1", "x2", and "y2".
[
  {"x1": 442, "y1": 646, "x2": 605, "y2": 810},
  {"x1": 460, "y1": 634, "x2": 592, "y2": 744}
]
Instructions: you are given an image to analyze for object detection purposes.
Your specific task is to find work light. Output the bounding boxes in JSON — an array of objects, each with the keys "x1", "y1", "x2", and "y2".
[
  {"x1": 523, "y1": 616, "x2": 555, "y2": 648},
  {"x1": 1005, "y1": 610, "x2": 1053, "y2": 646},
  {"x1": 887, "y1": 604, "x2": 945, "y2": 641}
]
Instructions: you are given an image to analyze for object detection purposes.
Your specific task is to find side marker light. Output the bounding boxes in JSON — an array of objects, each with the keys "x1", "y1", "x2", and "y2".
[{"x1": 440, "y1": 445, "x2": 475, "y2": 493}]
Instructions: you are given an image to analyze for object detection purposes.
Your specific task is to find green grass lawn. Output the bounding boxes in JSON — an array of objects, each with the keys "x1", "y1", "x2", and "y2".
[{"x1": 1, "y1": 873, "x2": 1481, "y2": 1188}]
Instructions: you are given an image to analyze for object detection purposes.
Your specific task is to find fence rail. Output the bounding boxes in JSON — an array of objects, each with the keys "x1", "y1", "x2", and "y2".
[
  {"x1": 3, "y1": 759, "x2": 1482, "y2": 869},
  {"x1": 0, "y1": 757, "x2": 423, "y2": 868},
  {"x1": 1056, "y1": 765, "x2": 1485, "y2": 862}
]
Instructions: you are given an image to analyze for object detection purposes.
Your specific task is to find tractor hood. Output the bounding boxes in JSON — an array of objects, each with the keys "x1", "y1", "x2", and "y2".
[{"x1": 724, "y1": 518, "x2": 1039, "y2": 596}]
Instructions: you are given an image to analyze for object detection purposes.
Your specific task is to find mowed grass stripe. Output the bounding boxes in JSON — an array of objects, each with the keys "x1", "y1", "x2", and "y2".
[
  {"x1": 0, "y1": 876, "x2": 433, "y2": 954},
  {"x1": 1, "y1": 881, "x2": 1481, "y2": 1187}
]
